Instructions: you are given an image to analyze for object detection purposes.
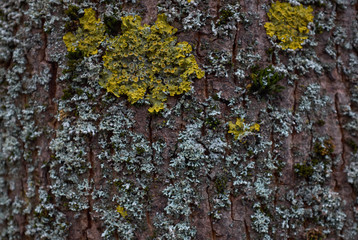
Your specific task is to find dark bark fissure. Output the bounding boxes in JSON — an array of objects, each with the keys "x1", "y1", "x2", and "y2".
[
  {"x1": 204, "y1": 75, "x2": 209, "y2": 99},
  {"x1": 147, "y1": 114, "x2": 155, "y2": 235},
  {"x1": 270, "y1": 125, "x2": 280, "y2": 208},
  {"x1": 206, "y1": 186, "x2": 217, "y2": 240},
  {"x1": 148, "y1": 115, "x2": 154, "y2": 156},
  {"x1": 86, "y1": 140, "x2": 95, "y2": 239},
  {"x1": 232, "y1": 23, "x2": 240, "y2": 86},
  {"x1": 146, "y1": 210, "x2": 154, "y2": 238},
  {"x1": 244, "y1": 218, "x2": 251, "y2": 240},
  {"x1": 292, "y1": 80, "x2": 298, "y2": 115},
  {"x1": 229, "y1": 193, "x2": 236, "y2": 222},
  {"x1": 49, "y1": 61, "x2": 58, "y2": 103},
  {"x1": 215, "y1": 0, "x2": 221, "y2": 21},
  {"x1": 307, "y1": 114, "x2": 313, "y2": 153},
  {"x1": 40, "y1": 18, "x2": 47, "y2": 63},
  {"x1": 289, "y1": 80, "x2": 299, "y2": 182},
  {"x1": 334, "y1": 94, "x2": 346, "y2": 173}
]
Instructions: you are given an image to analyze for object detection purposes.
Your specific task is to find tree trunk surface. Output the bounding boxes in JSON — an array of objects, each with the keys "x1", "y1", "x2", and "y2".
[{"x1": 1, "y1": 0, "x2": 358, "y2": 239}]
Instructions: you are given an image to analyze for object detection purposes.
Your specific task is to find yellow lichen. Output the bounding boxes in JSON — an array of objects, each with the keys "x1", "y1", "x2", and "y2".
[
  {"x1": 264, "y1": 1, "x2": 314, "y2": 50},
  {"x1": 116, "y1": 205, "x2": 128, "y2": 218},
  {"x1": 63, "y1": 8, "x2": 204, "y2": 113},
  {"x1": 63, "y1": 8, "x2": 105, "y2": 56},
  {"x1": 228, "y1": 118, "x2": 260, "y2": 141},
  {"x1": 100, "y1": 14, "x2": 204, "y2": 113}
]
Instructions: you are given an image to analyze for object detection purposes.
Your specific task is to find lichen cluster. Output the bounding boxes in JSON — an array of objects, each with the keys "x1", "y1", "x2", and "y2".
[
  {"x1": 102, "y1": 14, "x2": 204, "y2": 112},
  {"x1": 63, "y1": 8, "x2": 204, "y2": 113},
  {"x1": 264, "y1": 1, "x2": 314, "y2": 50}
]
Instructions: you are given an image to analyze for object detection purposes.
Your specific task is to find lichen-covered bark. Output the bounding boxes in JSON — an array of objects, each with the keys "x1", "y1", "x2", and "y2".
[{"x1": 1, "y1": 0, "x2": 358, "y2": 239}]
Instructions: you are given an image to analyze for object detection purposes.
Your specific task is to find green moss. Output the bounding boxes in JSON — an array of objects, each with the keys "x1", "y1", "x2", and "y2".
[
  {"x1": 0, "y1": 9, "x2": 5, "y2": 21},
  {"x1": 61, "y1": 86, "x2": 73, "y2": 100},
  {"x1": 315, "y1": 23, "x2": 324, "y2": 34},
  {"x1": 75, "y1": 88, "x2": 84, "y2": 96},
  {"x1": 61, "y1": 86, "x2": 84, "y2": 100},
  {"x1": 67, "y1": 49, "x2": 84, "y2": 61},
  {"x1": 346, "y1": 139, "x2": 358, "y2": 154},
  {"x1": 205, "y1": 116, "x2": 220, "y2": 130},
  {"x1": 63, "y1": 50, "x2": 84, "y2": 74},
  {"x1": 64, "y1": 5, "x2": 83, "y2": 32},
  {"x1": 249, "y1": 65, "x2": 284, "y2": 97},
  {"x1": 294, "y1": 162, "x2": 314, "y2": 179},
  {"x1": 306, "y1": 228, "x2": 325, "y2": 240},
  {"x1": 136, "y1": 147, "x2": 145, "y2": 155},
  {"x1": 311, "y1": 158, "x2": 320, "y2": 166},
  {"x1": 64, "y1": 5, "x2": 83, "y2": 21},
  {"x1": 247, "y1": 149, "x2": 254, "y2": 157},
  {"x1": 217, "y1": 9, "x2": 234, "y2": 26},
  {"x1": 316, "y1": 119, "x2": 326, "y2": 126},
  {"x1": 265, "y1": 47, "x2": 274, "y2": 56},
  {"x1": 103, "y1": 15, "x2": 122, "y2": 36},
  {"x1": 215, "y1": 175, "x2": 228, "y2": 194},
  {"x1": 313, "y1": 138, "x2": 334, "y2": 157},
  {"x1": 295, "y1": 138, "x2": 334, "y2": 179},
  {"x1": 64, "y1": 21, "x2": 79, "y2": 32},
  {"x1": 211, "y1": 93, "x2": 220, "y2": 101}
]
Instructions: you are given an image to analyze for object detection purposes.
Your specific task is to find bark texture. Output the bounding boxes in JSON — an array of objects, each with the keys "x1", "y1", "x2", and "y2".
[{"x1": 1, "y1": 0, "x2": 358, "y2": 239}]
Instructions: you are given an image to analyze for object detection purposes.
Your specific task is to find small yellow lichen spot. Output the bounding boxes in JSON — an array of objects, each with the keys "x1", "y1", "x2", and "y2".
[
  {"x1": 116, "y1": 205, "x2": 128, "y2": 218},
  {"x1": 264, "y1": 1, "x2": 314, "y2": 50},
  {"x1": 58, "y1": 109, "x2": 69, "y2": 121},
  {"x1": 250, "y1": 123, "x2": 260, "y2": 132},
  {"x1": 228, "y1": 118, "x2": 260, "y2": 141}
]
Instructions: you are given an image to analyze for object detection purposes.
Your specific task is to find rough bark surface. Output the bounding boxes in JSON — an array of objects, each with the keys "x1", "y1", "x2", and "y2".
[{"x1": 1, "y1": 0, "x2": 358, "y2": 240}]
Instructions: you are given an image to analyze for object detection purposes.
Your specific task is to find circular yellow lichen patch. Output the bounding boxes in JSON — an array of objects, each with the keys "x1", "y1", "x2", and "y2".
[
  {"x1": 100, "y1": 14, "x2": 204, "y2": 113},
  {"x1": 264, "y1": 1, "x2": 314, "y2": 50}
]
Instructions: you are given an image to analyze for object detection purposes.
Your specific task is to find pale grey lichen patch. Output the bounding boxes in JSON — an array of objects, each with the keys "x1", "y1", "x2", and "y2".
[
  {"x1": 203, "y1": 50, "x2": 232, "y2": 78},
  {"x1": 235, "y1": 45, "x2": 261, "y2": 80},
  {"x1": 211, "y1": 3, "x2": 241, "y2": 37},
  {"x1": 251, "y1": 202, "x2": 271, "y2": 234},
  {"x1": 153, "y1": 213, "x2": 197, "y2": 239},
  {"x1": 347, "y1": 156, "x2": 358, "y2": 192},
  {"x1": 157, "y1": 0, "x2": 210, "y2": 31},
  {"x1": 298, "y1": 83, "x2": 331, "y2": 113},
  {"x1": 25, "y1": 188, "x2": 69, "y2": 239},
  {"x1": 163, "y1": 179, "x2": 200, "y2": 217}
]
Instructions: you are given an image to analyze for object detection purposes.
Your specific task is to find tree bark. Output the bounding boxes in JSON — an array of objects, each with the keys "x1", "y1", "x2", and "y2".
[{"x1": 1, "y1": 0, "x2": 358, "y2": 239}]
